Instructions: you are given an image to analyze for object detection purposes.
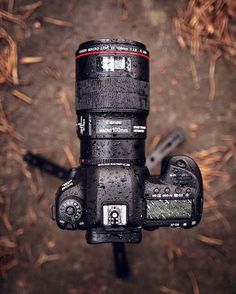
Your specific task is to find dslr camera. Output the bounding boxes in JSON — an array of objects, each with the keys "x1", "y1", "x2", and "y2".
[{"x1": 51, "y1": 39, "x2": 203, "y2": 244}]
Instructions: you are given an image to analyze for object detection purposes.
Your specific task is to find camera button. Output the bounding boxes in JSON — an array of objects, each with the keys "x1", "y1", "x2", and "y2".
[
  {"x1": 154, "y1": 188, "x2": 159, "y2": 193},
  {"x1": 175, "y1": 187, "x2": 181, "y2": 194},
  {"x1": 111, "y1": 211, "x2": 119, "y2": 218},
  {"x1": 186, "y1": 188, "x2": 191, "y2": 194},
  {"x1": 176, "y1": 160, "x2": 186, "y2": 168},
  {"x1": 164, "y1": 187, "x2": 170, "y2": 193},
  {"x1": 66, "y1": 206, "x2": 75, "y2": 215}
]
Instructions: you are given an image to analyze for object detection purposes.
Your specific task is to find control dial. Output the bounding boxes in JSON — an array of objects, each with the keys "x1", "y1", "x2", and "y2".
[{"x1": 59, "y1": 198, "x2": 82, "y2": 223}]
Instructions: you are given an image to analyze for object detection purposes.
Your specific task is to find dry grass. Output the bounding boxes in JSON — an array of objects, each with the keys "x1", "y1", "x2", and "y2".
[
  {"x1": 173, "y1": 0, "x2": 236, "y2": 99},
  {"x1": 191, "y1": 145, "x2": 231, "y2": 191},
  {"x1": 191, "y1": 136, "x2": 236, "y2": 233},
  {"x1": 173, "y1": 0, "x2": 236, "y2": 61},
  {"x1": 0, "y1": 0, "x2": 74, "y2": 275},
  {"x1": 0, "y1": 0, "x2": 235, "y2": 284},
  {"x1": 0, "y1": 26, "x2": 18, "y2": 85},
  {"x1": 0, "y1": 1, "x2": 67, "y2": 274}
]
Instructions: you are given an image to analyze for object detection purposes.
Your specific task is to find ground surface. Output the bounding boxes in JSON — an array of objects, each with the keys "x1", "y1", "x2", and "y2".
[{"x1": 0, "y1": 1, "x2": 236, "y2": 294}]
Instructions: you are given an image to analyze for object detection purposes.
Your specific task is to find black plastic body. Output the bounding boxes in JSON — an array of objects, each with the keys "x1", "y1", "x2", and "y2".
[{"x1": 52, "y1": 39, "x2": 203, "y2": 244}]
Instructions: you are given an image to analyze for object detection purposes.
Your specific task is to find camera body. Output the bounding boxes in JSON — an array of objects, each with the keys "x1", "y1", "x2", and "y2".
[
  {"x1": 54, "y1": 156, "x2": 202, "y2": 244},
  {"x1": 52, "y1": 39, "x2": 203, "y2": 244}
]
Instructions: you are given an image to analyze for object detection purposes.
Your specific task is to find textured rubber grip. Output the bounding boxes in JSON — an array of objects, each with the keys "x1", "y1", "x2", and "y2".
[{"x1": 76, "y1": 77, "x2": 149, "y2": 111}]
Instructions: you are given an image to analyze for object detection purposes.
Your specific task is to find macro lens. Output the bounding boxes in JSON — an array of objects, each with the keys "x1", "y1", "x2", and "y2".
[
  {"x1": 75, "y1": 39, "x2": 149, "y2": 165},
  {"x1": 53, "y1": 39, "x2": 203, "y2": 245}
]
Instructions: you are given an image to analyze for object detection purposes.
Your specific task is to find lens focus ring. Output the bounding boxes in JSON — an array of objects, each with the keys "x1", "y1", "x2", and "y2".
[{"x1": 76, "y1": 77, "x2": 149, "y2": 111}]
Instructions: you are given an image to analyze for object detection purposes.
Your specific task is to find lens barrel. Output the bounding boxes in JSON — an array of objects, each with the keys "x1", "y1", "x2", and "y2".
[{"x1": 75, "y1": 39, "x2": 149, "y2": 165}]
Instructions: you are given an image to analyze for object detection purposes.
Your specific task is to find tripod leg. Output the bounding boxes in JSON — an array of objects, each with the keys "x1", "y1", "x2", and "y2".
[
  {"x1": 23, "y1": 151, "x2": 71, "y2": 181},
  {"x1": 112, "y1": 243, "x2": 130, "y2": 279},
  {"x1": 146, "y1": 128, "x2": 185, "y2": 170}
]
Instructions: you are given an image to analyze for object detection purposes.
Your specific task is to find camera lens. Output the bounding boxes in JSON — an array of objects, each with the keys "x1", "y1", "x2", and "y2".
[{"x1": 75, "y1": 39, "x2": 149, "y2": 165}]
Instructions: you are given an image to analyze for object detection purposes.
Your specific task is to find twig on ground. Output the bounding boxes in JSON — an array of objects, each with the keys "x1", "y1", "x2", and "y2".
[
  {"x1": 18, "y1": 1, "x2": 43, "y2": 12},
  {"x1": 0, "y1": 8, "x2": 26, "y2": 28},
  {"x1": 148, "y1": 134, "x2": 161, "y2": 154},
  {"x1": 188, "y1": 271, "x2": 200, "y2": 294},
  {"x1": 1, "y1": 212, "x2": 13, "y2": 231},
  {"x1": 208, "y1": 50, "x2": 221, "y2": 100},
  {"x1": 160, "y1": 286, "x2": 184, "y2": 294},
  {"x1": 26, "y1": 207, "x2": 38, "y2": 225},
  {"x1": 0, "y1": 97, "x2": 23, "y2": 141},
  {"x1": 64, "y1": 145, "x2": 77, "y2": 167},
  {"x1": 0, "y1": 258, "x2": 18, "y2": 273},
  {"x1": 13, "y1": 153, "x2": 37, "y2": 195},
  {"x1": 189, "y1": 59, "x2": 200, "y2": 90},
  {"x1": 43, "y1": 16, "x2": 72, "y2": 27},
  {"x1": 8, "y1": 0, "x2": 14, "y2": 13},
  {"x1": 197, "y1": 234, "x2": 224, "y2": 246},
  {"x1": 20, "y1": 1, "x2": 43, "y2": 20},
  {"x1": 20, "y1": 56, "x2": 45, "y2": 64},
  {"x1": 0, "y1": 238, "x2": 16, "y2": 249},
  {"x1": 36, "y1": 252, "x2": 61, "y2": 266},
  {"x1": 11, "y1": 89, "x2": 33, "y2": 104},
  {"x1": 58, "y1": 89, "x2": 73, "y2": 118}
]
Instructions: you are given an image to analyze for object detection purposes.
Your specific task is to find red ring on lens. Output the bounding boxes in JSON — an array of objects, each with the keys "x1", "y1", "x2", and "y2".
[{"x1": 76, "y1": 51, "x2": 149, "y2": 60}]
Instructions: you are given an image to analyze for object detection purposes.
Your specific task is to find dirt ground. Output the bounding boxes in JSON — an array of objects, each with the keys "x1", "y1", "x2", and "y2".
[{"x1": 0, "y1": 0, "x2": 236, "y2": 293}]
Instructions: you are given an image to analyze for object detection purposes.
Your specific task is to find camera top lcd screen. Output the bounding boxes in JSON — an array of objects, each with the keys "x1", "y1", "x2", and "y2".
[{"x1": 146, "y1": 199, "x2": 192, "y2": 220}]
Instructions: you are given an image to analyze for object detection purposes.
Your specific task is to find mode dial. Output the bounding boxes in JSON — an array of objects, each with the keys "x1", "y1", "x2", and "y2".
[{"x1": 59, "y1": 198, "x2": 82, "y2": 223}]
